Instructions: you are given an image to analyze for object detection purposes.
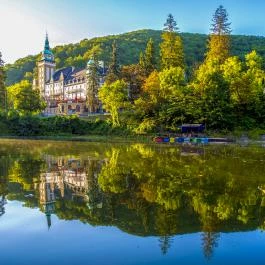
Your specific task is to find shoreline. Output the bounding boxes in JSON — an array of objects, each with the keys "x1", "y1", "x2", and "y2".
[
  {"x1": 0, "y1": 134, "x2": 153, "y2": 144},
  {"x1": 0, "y1": 134, "x2": 264, "y2": 146}
]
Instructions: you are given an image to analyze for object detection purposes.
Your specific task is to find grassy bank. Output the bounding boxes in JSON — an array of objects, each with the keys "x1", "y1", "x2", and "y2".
[
  {"x1": 0, "y1": 113, "x2": 264, "y2": 143},
  {"x1": 0, "y1": 134, "x2": 154, "y2": 144}
]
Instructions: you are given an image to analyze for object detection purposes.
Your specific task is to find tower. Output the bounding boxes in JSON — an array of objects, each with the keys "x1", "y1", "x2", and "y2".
[{"x1": 37, "y1": 33, "x2": 56, "y2": 98}]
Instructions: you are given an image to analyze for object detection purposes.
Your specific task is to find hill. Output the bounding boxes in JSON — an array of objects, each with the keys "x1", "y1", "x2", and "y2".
[{"x1": 5, "y1": 29, "x2": 265, "y2": 86}]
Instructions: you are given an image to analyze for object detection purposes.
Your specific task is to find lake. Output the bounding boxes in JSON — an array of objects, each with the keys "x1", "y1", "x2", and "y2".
[{"x1": 0, "y1": 139, "x2": 265, "y2": 265}]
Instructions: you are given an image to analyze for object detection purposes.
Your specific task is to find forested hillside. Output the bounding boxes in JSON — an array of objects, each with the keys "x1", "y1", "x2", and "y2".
[{"x1": 5, "y1": 29, "x2": 265, "y2": 86}]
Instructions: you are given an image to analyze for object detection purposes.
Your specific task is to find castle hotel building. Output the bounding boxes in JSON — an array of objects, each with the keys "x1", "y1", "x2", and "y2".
[{"x1": 34, "y1": 34, "x2": 107, "y2": 115}]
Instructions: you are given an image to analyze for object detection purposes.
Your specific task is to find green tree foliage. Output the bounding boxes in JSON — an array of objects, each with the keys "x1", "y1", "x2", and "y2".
[
  {"x1": 134, "y1": 67, "x2": 186, "y2": 132},
  {"x1": 206, "y1": 5, "x2": 231, "y2": 64},
  {"x1": 145, "y1": 38, "x2": 156, "y2": 73},
  {"x1": 0, "y1": 52, "x2": 6, "y2": 110},
  {"x1": 3, "y1": 8, "x2": 265, "y2": 133},
  {"x1": 139, "y1": 38, "x2": 156, "y2": 77},
  {"x1": 160, "y1": 14, "x2": 185, "y2": 69},
  {"x1": 99, "y1": 80, "x2": 129, "y2": 126},
  {"x1": 106, "y1": 40, "x2": 120, "y2": 84},
  {"x1": 7, "y1": 80, "x2": 46, "y2": 114},
  {"x1": 159, "y1": 66, "x2": 185, "y2": 98},
  {"x1": 139, "y1": 51, "x2": 145, "y2": 72},
  {"x1": 199, "y1": 72, "x2": 234, "y2": 130},
  {"x1": 86, "y1": 59, "x2": 100, "y2": 113},
  {"x1": 121, "y1": 64, "x2": 145, "y2": 101},
  {"x1": 84, "y1": 44, "x2": 103, "y2": 61},
  {"x1": 134, "y1": 70, "x2": 161, "y2": 131},
  {"x1": 221, "y1": 51, "x2": 265, "y2": 127},
  {"x1": 5, "y1": 29, "x2": 265, "y2": 86}
]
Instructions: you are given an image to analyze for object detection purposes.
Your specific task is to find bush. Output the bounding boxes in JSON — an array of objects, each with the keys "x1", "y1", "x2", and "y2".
[{"x1": 0, "y1": 113, "x2": 130, "y2": 137}]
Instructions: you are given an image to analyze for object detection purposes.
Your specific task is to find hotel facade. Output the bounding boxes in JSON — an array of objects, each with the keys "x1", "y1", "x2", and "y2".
[{"x1": 33, "y1": 34, "x2": 107, "y2": 115}]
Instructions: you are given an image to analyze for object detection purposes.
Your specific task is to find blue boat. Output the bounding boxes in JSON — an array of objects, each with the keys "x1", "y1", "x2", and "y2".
[
  {"x1": 177, "y1": 137, "x2": 184, "y2": 143},
  {"x1": 163, "y1": 137, "x2": 170, "y2": 143}
]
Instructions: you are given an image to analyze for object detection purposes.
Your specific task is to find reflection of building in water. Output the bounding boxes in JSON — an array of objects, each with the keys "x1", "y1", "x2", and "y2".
[
  {"x1": 39, "y1": 173, "x2": 60, "y2": 229},
  {"x1": 64, "y1": 169, "x2": 88, "y2": 201},
  {"x1": 0, "y1": 196, "x2": 7, "y2": 217},
  {"x1": 38, "y1": 157, "x2": 102, "y2": 227}
]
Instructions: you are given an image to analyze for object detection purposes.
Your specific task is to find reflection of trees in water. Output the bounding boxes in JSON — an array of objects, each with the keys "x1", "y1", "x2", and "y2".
[
  {"x1": 0, "y1": 158, "x2": 8, "y2": 217},
  {"x1": 159, "y1": 235, "x2": 173, "y2": 255},
  {"x1": 0, "y1": 195, "x2": 6, "y2": 217},
  {"x1": 1, "y1": 143, "x2": 265, "y2": 259},
  {"x1": 86, "y1": 159, "x2": 104, "y2": 210},
  {"x1": 202, "y1": 232, "x2": 220, "y2": 260}
]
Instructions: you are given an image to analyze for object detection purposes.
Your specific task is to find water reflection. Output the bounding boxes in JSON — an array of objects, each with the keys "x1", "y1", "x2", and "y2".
[
  {"x1": 1, "y1": 140, "x2": 265, "y2": 260},
  {"x1": 0, "y1": 195, "x2": 6, "y2": 216}
]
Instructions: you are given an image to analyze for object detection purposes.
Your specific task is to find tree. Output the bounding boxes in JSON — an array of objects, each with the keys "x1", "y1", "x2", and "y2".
[
  {"x1": 134, "y1": 67, "x2": 186, "y2": 132},
  {"x1": 159, "y1": 66, "x2": 185, "y2": 98},
  {"x1": 140, "y1": 38, "x2": 156, "y2": 76},
  {"x1": 163, "y1": 14, "x2": 179, "y2": 32},
  {"x1": 134, "y1": 70, "x2": 161, "y2": 120},
  {"x1": 200, "y1": 72, "x2": 234, "y2": 129},
  {"x1": 121, "y1": 64, "x2": 145, "y2": 101},
  {"x1": 206, "y1": 5, "x2": 231, "y2": 64},
  {"x1": 210, "y1": 5, "x2": 231, "y2": 35},
  {"x1": 86, "y1": 59, "x2": 100, "y2": 113},
  {"x1": 160, "y1": 14, "x2": 184, "y2": 69},
  {"x1": 139, "y1": 52, "x2": 146, "y2": 72},
  {"x1": 0, "y1": 52, "x2": 6, "y2": 110},
  {"x1": 106, "y1": 40, "x2": 120, "y2": 84},
  {"x1": 83, "y1": 44, "x2": 103, "y2": 61},
  {"x1": 222, "y1": 51, "x2": 265, "y2": 127},
  {"x1": 7, "y1": 80, "x2": 46, "y2": 113},
  {"x1": 98, "y1": 80, "x2": 129, "y2": 126}
]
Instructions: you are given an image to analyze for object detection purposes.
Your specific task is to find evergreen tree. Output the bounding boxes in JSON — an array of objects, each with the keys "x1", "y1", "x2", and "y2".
[
  {"x1": 138, "y1": 51, "x2": 146, "y2": 72},
  {"x1": 210, "y1": 5, "x2": 231, "y2": 35},
  {"x1": 121, "y1": 64, "x2": 145, "y2": 101},
  {"x1": 106, "y1": 40, "x2": 120, "y2": 84},
  {"x1": 144, "y1": 38, "x2": 156, "y2": 75},
  {"x1": 86, "y1": 58, "x2": 99, "y2": 113},
  {"x1": 163, "y1": 13, "x2": 179, "y2": 33},
  {"x1": 206, "y1": 5, "x2": 231, "y2": 63},
  {"x1": 0, "y1": 52, "x2": 6, "y2": 110},
  {"x1": 160, "y1": 14, "x2": 184, "y2": 69}
]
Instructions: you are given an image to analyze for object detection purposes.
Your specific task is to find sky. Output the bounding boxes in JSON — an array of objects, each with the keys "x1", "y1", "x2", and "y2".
[{"x1": 1, "y1": 0, "x2": 265, "y2": 64}]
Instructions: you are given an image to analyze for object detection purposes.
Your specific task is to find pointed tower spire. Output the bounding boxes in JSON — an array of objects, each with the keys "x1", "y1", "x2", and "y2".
[
  {"x1": 46, "y1": 212, "x2": 52, "y2": 230},
  {"x1": 44, "y1": 32, "x2": 50, "y2": 51},
  {"x1": 41, "y1": 32, "x2": 55, "y2": 62}
]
